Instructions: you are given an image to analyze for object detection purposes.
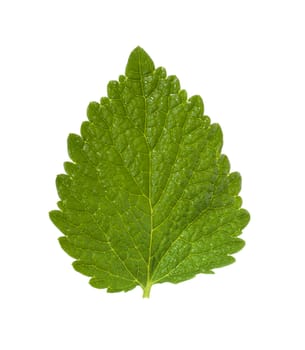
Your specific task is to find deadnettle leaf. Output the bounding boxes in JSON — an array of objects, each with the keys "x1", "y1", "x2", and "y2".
[{"x1": 50, "y1": 47, "x2": 250, "y2": 297}]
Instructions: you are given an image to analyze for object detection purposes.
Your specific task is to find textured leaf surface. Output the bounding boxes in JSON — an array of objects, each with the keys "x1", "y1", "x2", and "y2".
[{"x1": 50, "y1": 47, "x2": 250, "y2": 297}]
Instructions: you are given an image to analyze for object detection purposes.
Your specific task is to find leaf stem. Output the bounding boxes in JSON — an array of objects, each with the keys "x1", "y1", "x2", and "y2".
[{"x1": 143, "y1": 282, "x2": 152, "y2": 298}]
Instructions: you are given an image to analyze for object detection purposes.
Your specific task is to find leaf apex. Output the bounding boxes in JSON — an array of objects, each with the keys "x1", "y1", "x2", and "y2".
[{"x1": 125, "y1": 46, "x2": 155, "y2": 79}]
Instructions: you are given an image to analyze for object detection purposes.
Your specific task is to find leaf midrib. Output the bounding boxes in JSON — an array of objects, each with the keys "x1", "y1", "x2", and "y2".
[{"x1": 136, "y1": 53, "x2": 154, "y2": 296}]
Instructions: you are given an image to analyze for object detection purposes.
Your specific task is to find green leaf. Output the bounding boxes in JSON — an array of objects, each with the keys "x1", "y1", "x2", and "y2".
[{"x1": 50, "y1": 47, "x2": 250, "y2": 298}]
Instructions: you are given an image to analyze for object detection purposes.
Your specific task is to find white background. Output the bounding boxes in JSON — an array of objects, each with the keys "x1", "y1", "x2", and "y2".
[{"x1": 1, "y1": 0, "x2": 304, "y2": 349}]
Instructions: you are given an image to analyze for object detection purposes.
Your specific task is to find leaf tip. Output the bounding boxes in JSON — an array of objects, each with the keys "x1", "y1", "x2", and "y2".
[{"x1": 125, "y1": 46, "x2": 155, "y2": 79}]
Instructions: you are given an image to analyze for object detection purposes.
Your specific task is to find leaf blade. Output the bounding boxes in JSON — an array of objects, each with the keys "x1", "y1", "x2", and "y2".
[{"x1": 50, "y1": 47, "x2": 250, "y2": 297}]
